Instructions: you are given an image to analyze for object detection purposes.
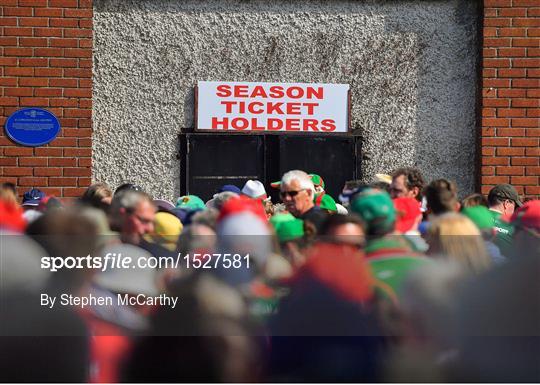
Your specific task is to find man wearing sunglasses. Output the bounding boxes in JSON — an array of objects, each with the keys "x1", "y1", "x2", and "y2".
[{"x1": 280, "y1": 170, "x2": 328, "y2": 233}]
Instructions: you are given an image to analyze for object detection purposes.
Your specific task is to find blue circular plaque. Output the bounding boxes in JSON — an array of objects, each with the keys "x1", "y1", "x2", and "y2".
[{"x1": 5, "y1": 108, "x2": 61, "y2": 147}]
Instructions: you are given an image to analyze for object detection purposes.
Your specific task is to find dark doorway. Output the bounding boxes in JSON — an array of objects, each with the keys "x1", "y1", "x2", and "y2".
[{"x1": 179, "y1": 133, "x2": 361, "y2": 201}]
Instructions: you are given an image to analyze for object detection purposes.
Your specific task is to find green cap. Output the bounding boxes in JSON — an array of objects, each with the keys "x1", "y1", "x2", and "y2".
[
  {"x1": 175, "y1": 195, "x2": 206, "y2": 211},
  {"x1": 461, "y1": 206, "x2": 494, "y2": 230},
  {"x1": 350, "y1": 189, "x2": 396, "y2": 234},
  {"x1": 318, "y1": 194, "x2": 337, "y2": 212},
  {"x1": 308, "y1": 174, "x2": 325, "y2": 189},
  {"x1": 270, "y1": 213, "x2": 304, "y2": 242}
]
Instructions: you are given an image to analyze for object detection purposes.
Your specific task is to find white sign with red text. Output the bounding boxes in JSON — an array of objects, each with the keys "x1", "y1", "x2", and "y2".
[{"x1": 196, "y1": 81, "x2": 349, "y2": 133}]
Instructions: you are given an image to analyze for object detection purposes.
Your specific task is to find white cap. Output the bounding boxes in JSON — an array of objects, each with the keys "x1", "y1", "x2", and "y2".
[
  {"x1": 336, "y1": 203, "x2": 349, "y2": 215},
  {"x1": 241, "y1": 180, "x2": 267, "y2": 199}
]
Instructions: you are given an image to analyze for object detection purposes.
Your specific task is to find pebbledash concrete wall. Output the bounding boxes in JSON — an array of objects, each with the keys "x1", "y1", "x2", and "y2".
[{"x1": 92, "y1": 0, "x2": 480, "y2": 201}]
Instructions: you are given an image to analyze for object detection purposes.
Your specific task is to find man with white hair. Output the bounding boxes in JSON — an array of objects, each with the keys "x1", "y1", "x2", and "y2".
[{"x1": 280, "y1": 170, "x2": 328, "y2": 233}]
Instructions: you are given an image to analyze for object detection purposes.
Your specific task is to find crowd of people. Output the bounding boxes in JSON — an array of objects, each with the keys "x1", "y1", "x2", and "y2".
[{"x1": 0, "y1": 167, "x2": 539, "y2": 382}]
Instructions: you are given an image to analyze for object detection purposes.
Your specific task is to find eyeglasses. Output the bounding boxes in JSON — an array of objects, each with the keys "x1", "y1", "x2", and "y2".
[{"x1": 280, "y1": 189, "x2": 306, "y2": 199}]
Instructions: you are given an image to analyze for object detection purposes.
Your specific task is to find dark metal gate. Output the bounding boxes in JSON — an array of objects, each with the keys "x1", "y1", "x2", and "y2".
[{"x1": 179, "y1": 133, "x2": 361, "y2": 201}]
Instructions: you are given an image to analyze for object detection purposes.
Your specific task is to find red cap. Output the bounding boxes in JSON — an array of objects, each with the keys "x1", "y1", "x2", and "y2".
[
  {"x1": 393, "y1": 197, "x2": 422, "y2": 233},
  {"x1": 218, "y1": 195, "x2": 268, "y2": 223},
  {"x1": 0, "y1": 200, "x2": 26, "y2": 232},
  {"x1": 509, "y1": 200, "x2": 540, "y2": 232}
]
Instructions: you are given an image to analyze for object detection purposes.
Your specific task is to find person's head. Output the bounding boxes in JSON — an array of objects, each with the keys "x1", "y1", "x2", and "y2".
[
  {"x1": 426, "y1": 213, "x2": 490, "y2": 273},
  {"x1": 206, "y1": 191, "x2": 238, "y2": 211},
  {"x1": 270, "y1": 213, "x2": 305, "y2": 243},
  {"x1": 21, "y1": 188, "x2": 45, "y2": 211},
  {"x1": 338, "y1": 180, "x2": 370, "y2": 207},
  {"x1": 269, "y1": 213, "x2": 307, "y2": 267},
  {"x1": 190, "y1": 208, "x2": 219, "y2": 231},
  {"x1": 263, "y1": 199, "x2": 274, "y2": 219},
  {"x1": 144, "y1": 211, "x2": 183, "y2": 252},
  {"x1": 461, "y1": 193, "x2": 488, "y2": 209},
  {"x1": 37, "y1": 196, "x2": 63, "y2": 213},
  {"x1": 241, "y1": 179, "x2": 267, "y2": 200},
  {"x1": 315, "y1": 194, "x2": 338, "y2": 214},
  {"x1": 393, "y1": 197, "x2": 422, "y2": 234},
  {"x1": 390, "y1": 167, "x2": 425, "y2": 201},
  {"x1": 0, "y1": 199, "x2": 26, "y2": 233},
  {"x1": 110, "y1": 190, "x2": 156, "y2": 245},
  {"x1": 350, "y1": 189, "x2": 396, "y2": 238},
  {"x1": 177, "y1": 223, "x2": 217, "y2": 257},
  {"x1": 0, "y1": 182, "x2": 18, "y2": 206},
  {"x1": 80, "y1": 182, "x2": 113, "y2": 208},
  {"x1": 216, "y1": 212, "x2": 272, "y2": 285},
  {"x1": 508, "y1": 200, "x2": 540, "y2": 258},
  {"x1": 26, "y1": 209, "x2": 99, "y2": 292},
  {"x1": 309, "y1": 173, "x2": 325, "y2": 195},
  {"x1": 369, "y1": 181, "x2": 392, "y2": 194},
  {"x1": 218, "y1": 184, "x2": 241, "y2": 195},
  {"x1": 424, "y1": 178, "x2": 459, "y2": 215},
  {"x1": 218, "y1": 195, "x2": 267, "y2": 224},
  {"x1": 487, "y1": 184, "x2": 522, "y2": 216},
  {"x1": 320, "y1": 214, "x2": 366, "y2": 248},
  {"x1": 114, "y1": 182, "x2": 143, "y2": 196},
  {"x1": 280, "y1": 170, "x2": 315, "y2": 217},
  {"x1": 461, "y1": 205, "x2": 494, "y2": 239},
  {"x1": 176, "y1": 195, "x2": 206, "y2": 211}
]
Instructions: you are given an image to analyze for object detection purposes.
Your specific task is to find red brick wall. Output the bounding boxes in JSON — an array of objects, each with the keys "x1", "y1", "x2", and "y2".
[
  {"x1": 481, "y1": 0, "x2": 540, "y2": 201},
  {"x1": 1, "y1": 1, "x2": 538, "y2": 200},
  {"x1": 0, "y1": 0, "x2": 92, "y2": 198}
]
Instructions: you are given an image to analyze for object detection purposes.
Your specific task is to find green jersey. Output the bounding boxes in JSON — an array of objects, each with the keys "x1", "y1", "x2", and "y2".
[{"x1": 489, "y1": 209, "x2": 514, "y2": 257}]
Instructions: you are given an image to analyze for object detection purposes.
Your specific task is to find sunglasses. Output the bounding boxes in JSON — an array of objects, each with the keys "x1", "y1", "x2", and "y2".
[{"x1": 280, "y1": 189, "x2": 306, "y2": 198}]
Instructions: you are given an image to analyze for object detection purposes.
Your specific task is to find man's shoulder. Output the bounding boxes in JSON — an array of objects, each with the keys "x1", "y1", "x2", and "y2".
[
  {"x1": 299, "y1": 206, "x2": 328, "y2": 233},
  {"x1": 488, "y1": 208, "x2": 501, "y2": 220},
  {"x1": 300, "y1": 206, "x2": 327, "y2": 221}
]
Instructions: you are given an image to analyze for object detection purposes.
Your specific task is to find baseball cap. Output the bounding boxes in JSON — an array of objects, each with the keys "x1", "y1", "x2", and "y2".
[
  {"x1": 488, "y1": 184, "x2": 523, "y2": 207},
  {"x1": 317, "y1": 194, "x2": 337, "y2": 212},
  {"x1": 218, "y1": 184, "x2": 241, "y2": 194},
  {"x1": 241, "y1": 180, "x2": 267, "y2": 199},
  {"x1": 309, "y1": 174, "x2": 325, "y2": 190},
  {"x1": 270, "y1": 213, "x2": 304, "y2": 242},
  {"x1": 22, "y1": 188, "x2": 45, "y2": 207},
  {"x1": 218, "y1": 195, "x2": 268, "y2": 223},
  {"x1": 508, "y1": 200, "x2": 540, "y2": 233},
  {"x1": 153, "y1": 199, "x2": 175, "y2": 212},
  {"x1": 144, "y1": 212, "x2": 183, "y2": 252},
  {"x1": 175, "y1": 195, "x2": 206, "y2": 211},
  {"x1": 350, "y1": 189, "x2": 396, "y2": 234},
  {"x1": 375, "y1": 173, "x2": 392, "y2": 184}
]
